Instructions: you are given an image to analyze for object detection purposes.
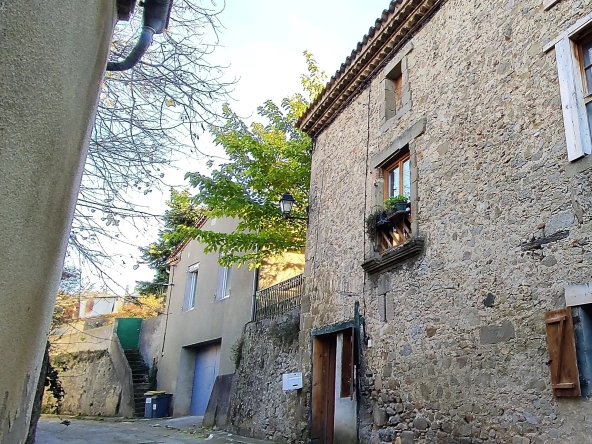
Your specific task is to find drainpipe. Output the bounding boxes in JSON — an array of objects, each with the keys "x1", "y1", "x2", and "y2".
[
  {"x1": 250, "y1": 265, "x2": 260, "y2": 322},
  {"x1": 107, "y1": 0, "x2": 173, "y2": 71}
]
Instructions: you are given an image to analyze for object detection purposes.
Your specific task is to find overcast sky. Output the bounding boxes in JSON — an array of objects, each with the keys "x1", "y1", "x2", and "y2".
[{"x1": 97, "y1": 0, "x2": 391, "y2": 293}]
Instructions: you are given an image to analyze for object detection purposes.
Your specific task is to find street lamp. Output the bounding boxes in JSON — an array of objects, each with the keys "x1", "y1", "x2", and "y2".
[
  {"x1": 279, "y1": 193, "x2": 295, "y2": 217},
  {"x1": 279, "y1": 193, "x2": 308, "y2": 221}
]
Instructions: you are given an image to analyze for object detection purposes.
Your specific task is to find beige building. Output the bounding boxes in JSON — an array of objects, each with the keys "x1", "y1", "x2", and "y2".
[
  {"x1": 0, "y1": 1, "x2": 131, "y2": 441},
  {"x1": 294, "y1": 0, "x2": 592, "y2": 443},
  {"x1": 158, "y1": 217, "x2": 303, "y2": 417}
]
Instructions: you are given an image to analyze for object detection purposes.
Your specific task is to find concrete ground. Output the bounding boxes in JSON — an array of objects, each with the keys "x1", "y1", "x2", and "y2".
[{"x1": 36, "y1": 416, "x2": 270, "y2": 444}]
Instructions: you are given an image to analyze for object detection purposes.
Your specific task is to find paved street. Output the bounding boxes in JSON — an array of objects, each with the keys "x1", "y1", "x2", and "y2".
[{"x1": 36, "y1": 416, "x2": 269, "y2": 444}]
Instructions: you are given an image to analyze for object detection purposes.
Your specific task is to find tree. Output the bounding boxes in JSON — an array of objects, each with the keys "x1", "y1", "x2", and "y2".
[
  {"x1": 182, "y1": 51, "x2": 327, "y2": 267},
  {"x1": 136, "y1": 189, "x2": 206, "y2": 295},
  {"x1": 68, "y1": 0, "x2": 232, "y2": 286}
]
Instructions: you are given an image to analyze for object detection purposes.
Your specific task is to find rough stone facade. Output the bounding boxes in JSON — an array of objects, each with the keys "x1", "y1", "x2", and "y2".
[
  {"x1": 229, "y1": 309, "x2": 308, "y2": 443},
  {"x1": 300, "y1": 0, "x2": 592, "y2": 443},
  {"x1": 43, "y1": 351, "x2": 125, "y2": 417}
]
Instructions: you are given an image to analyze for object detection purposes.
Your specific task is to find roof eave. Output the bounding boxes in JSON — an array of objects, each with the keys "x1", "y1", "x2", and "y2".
[{"x1": 297, "y1": 0, "x2": 441, "y2": 137}]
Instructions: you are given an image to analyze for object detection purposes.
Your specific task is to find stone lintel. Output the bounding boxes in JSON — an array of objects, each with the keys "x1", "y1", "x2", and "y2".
[{"x1": 372, "y1": 117, "x2": 426, "y2": 168}]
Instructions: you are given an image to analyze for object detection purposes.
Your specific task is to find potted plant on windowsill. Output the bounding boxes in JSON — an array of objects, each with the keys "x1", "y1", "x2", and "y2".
[
  {"x1": 385, "y1": 195, "x2": 409, "y2": 213},
  {"x1": 366, "y1": 208, "x2": 392, "y2": 240}
]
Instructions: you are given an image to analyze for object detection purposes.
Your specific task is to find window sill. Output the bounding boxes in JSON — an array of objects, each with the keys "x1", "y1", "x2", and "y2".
[
  {"x1": 361, "y1": 237, "x2": 424, "y2": 275},
  {"x1": 380, "y1": 101, "x2": 411, "y2": 134}
]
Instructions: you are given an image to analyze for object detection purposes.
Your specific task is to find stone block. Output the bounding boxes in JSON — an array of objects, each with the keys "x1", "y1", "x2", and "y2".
[
  {"x1": 479, "y1": 321, "x2": 516, "y2": 345},
  {"x1": 541, "y1": 255, "x2": 557, "y2": 267},
  {"x1": 374, "y1": 406, "x2": 388, "y2": 427},
  {"x1": 544, "y1": 210, "x2": 575, "y2": 236},
  {"x1": 413, "y1": 417, "x2": 429, "y2": 431},
  {"x1": 401, "y1": 431, "x2": 415, "y2": 444}
]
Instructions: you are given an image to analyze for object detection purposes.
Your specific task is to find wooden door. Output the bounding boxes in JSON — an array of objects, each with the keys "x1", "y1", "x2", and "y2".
[{"x1": 312, "y1": 335, "x2": 337, "y2": 444}]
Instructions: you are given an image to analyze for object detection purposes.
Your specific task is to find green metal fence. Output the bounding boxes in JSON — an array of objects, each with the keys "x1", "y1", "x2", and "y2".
[{"x1": 254, "y1": 274, "x2": 304, "y2": 321}]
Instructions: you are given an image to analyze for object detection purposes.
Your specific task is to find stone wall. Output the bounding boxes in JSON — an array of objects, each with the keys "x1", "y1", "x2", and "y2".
[
  {"x1": 139, "y1": 315, "x2": 165, "y2": 369},
  {"x1": 43, "y1": 350, "x2": 126, "y2": 417},
  {"x1": 229, "y1": 309, "x2": 308, "y2": 443},
  {"x1": 303, "y1": 0, "x2": 592, "y2": 443}
]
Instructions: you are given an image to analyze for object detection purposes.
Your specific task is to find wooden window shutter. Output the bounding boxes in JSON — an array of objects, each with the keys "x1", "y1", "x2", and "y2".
[
  {"x1": 544, "y1": 308, "x2": 581, "y2": 397},
  {"x1": 555, "y1": 37, "x2": 592, "y2": 161}
]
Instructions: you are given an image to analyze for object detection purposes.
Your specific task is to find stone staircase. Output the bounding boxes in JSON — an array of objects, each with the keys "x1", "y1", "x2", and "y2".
[{"x1": 123, "y1": 349, "x2": 150, "y2": 417}]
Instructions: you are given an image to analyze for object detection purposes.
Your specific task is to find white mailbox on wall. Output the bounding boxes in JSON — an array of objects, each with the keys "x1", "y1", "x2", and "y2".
[{"x1": 282, "y1": 372, "x2": 303, "y2": 391}]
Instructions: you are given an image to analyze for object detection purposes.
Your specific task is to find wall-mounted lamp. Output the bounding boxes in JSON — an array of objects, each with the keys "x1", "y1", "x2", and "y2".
[{"x1": 279, "y1": 193, "x2": 308, "y2": 222}]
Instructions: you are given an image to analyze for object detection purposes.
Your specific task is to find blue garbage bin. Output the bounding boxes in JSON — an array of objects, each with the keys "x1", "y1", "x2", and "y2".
[{"x1": 144, "y1": 393, "x2": 172, "y2": 418}]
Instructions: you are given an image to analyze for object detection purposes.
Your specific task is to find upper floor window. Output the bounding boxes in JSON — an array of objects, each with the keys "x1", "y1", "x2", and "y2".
[
  {"x1": 183, "y1": 263, "x2": 199, "y2": 311},
  {"x1": 383, "y1": 149, "x2": 411, "y2": 199},
  {"x1": 216, "y1": 265, "x2": 231, "y2": 300},
  {"x1": 384, "y1": 64, "x2": 403, "y2": 121},
  {"x1": 377, "y1": 147, "x2": 412, "y2": 251},
  {"x1": 379, "y1": 43, "x2": 412, "y2": 132},
  {"x1": 545, "y1": 15, "x2": 592, "y2": 161}
]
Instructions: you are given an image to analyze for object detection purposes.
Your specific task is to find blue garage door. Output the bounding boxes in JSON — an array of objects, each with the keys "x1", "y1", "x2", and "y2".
[{"x1": 190, "y1": 344, "x2": 221, "y2": 416}]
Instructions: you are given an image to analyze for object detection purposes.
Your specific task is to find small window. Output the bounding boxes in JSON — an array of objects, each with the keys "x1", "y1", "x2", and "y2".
[
  {"x1": 183, "y1": 263, "x2": 199, "y2": 311},
  {"x1": 216, "y1": 265, "x2": 231, "y2": 300},
  {"x1": 384, "y1": 63, "x2": 403, "y2": 121},
  {"x1": 383, "y1": 148, "x2": 411, "y2": 199},
  {"x1": 380, "y1": 44, "x2": 412, "y2": 130}
]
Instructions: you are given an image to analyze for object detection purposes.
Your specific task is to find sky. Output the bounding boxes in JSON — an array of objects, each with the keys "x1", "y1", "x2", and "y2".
[{"x1": 94, "y1": 0, "x2": 391, "y2": 293}]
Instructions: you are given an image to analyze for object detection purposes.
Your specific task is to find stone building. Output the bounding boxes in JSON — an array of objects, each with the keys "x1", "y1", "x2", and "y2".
[{"x1": 295, "y1": 0, "x2": 592, "y2": 443}]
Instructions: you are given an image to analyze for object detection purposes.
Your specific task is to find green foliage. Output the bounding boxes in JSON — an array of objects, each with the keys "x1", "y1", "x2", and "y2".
[
  {"x1": 365, "y1": 208, "x2": 384, "y2": 239},
  {"x1": 384, "y1": 195, "x2": 408, "y2": 210},
  {"x1": 230, "y1": 335, "x2": 244, "y2": 370},
  {"x1": 183, "y1": 52, "x2": 327, "y2": 267},
  {"x1": 136, "y1": 189, "x2": 206, "y2": 295},
  {"x1": 44, "y1": 359, "x2": 64, "y2": 414}
]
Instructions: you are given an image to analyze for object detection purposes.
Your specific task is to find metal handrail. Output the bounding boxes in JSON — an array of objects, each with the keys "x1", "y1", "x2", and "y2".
[{"x1": 253, "y1": 274, "x2": 304, "y2": 321}]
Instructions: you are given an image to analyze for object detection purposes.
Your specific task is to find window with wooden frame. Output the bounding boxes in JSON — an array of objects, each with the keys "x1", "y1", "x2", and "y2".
[
  {"x1": 383, "y1": 149, "x2": 411, "y2": 199},
  {"x1": 376, "y1": 147, "x2": 412, "y2": 252},
  {"x1": 579, "y1": 32, "x2": 592, "y2": 137}
]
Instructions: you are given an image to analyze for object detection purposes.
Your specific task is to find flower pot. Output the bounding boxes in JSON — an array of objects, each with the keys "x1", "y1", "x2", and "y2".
[{"x1": 395, "y1": 202, "x2": 407, "y2": 212}]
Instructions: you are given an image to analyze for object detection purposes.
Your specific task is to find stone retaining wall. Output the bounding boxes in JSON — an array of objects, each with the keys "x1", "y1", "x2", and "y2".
[
  {"x1": 228, "y1": 309, "x2": 308, "y2": 443},
  {"x1": 43, "y1": 350, "x2": 128, "y2": 417}
]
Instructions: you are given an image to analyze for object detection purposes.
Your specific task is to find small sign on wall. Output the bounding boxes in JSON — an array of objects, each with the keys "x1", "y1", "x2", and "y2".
[{"x1": 282, "y1": 372, "x2": 303, "y2": 391}]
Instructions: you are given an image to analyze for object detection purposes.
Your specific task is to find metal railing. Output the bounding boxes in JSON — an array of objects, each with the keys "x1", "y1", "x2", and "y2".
[{"x1": 253, "y1": 274, "x2": 304, "y2": 321}]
